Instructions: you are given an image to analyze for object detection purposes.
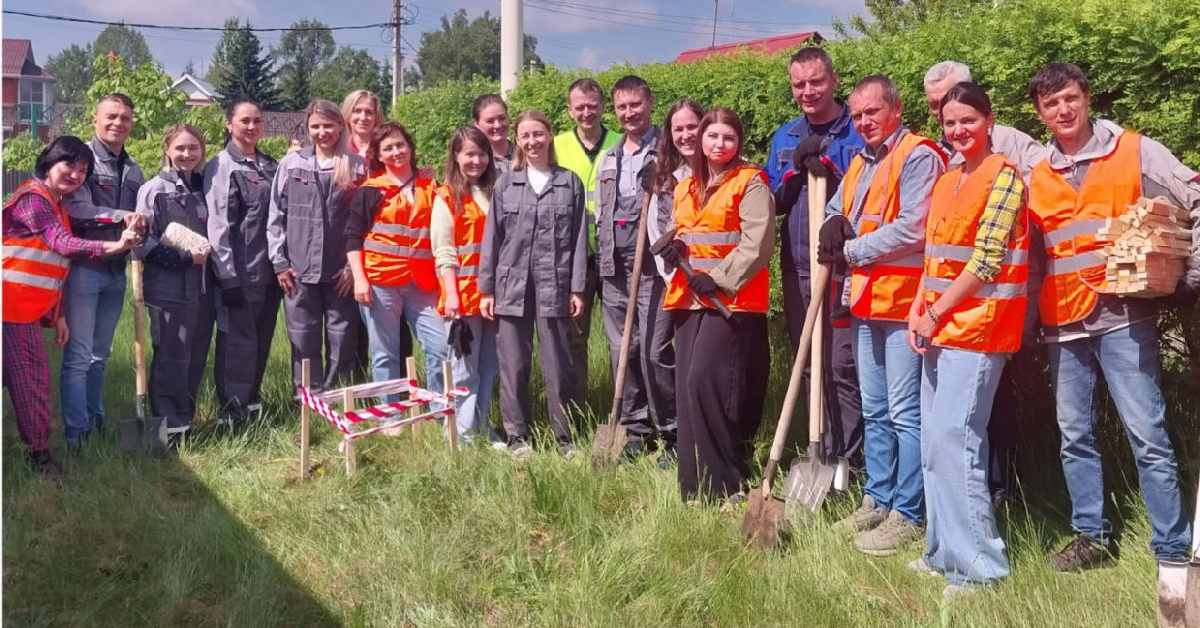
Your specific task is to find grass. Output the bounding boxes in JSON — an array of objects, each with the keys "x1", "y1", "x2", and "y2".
[{"x1": 3, "y1": 297, "x2": 1198, "y2": 627}]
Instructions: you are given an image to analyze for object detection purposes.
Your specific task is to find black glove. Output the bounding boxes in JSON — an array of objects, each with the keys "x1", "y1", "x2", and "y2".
[
  {"x1": 447, "y1": 318, "x2": 475, "y2": 358},
  {"x1": 817, "y1": 215, "x2": 856, "y2": 266},
  {"x1": 222, "y1": 286, "x2": 246, "y2": 308},
  {"x1": 1162, "y1": 280, "x2": 1198, "y2": 308},
  {"x1": 792, "y1": 135, "x2": 823, "y2": 171},
  {"x1": 774, "y1": 169, "x2": 807, "y2": 216},
  {"x1": 657, "y1": 238, "x2": 688, "y2": 270},
  {"x1": 687, "y1": 271, "x2": 719, "y2": 296}
]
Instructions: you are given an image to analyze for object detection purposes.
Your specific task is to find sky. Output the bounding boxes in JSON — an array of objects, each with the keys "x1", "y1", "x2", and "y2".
[{"x1": 2, "y1": 0, "x2": 868, "y2": 78}]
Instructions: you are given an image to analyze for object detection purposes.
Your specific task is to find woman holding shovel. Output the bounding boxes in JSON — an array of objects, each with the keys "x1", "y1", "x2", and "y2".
[
  {"x1": 659, "y1": 107, "x2": 775, "y2": 503},
  {"x1": 3, "y1": 136, "x2": 141, "y2": 475},
  {"x1": 135, "y1": 124, "x2": 216, "y2": 445},
  {"x1": 648, "y1": 99, "x2": 704, "y2": 283},
  {"x1": 906, "y1": 82, "x2": 1028, "y2": 597}
]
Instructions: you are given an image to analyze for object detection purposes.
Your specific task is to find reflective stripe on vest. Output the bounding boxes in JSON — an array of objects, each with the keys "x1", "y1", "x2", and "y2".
[
  {"x1": 2, "y1": 180, "x2": 72, "y2": 323},
  {"x1": 3, "y1": 244, "x2": 70, "y2": 266},
  {"x1": 363, "y1": 240, "x2": 434, "y2": 259},
  {"x1": 663, "y1": 164, "x2": 769, "y2": 313},
  {"x1": 370, "y1": 222, "x2": 432, "y2": 239},
  {"x1": 841, "y1": 131, "x2": 947, "y2": 321},
  {"x1": 922, "y1": 153, "x2": 1029, "y2": 353},
  {"x1": 1028, "y1": 130, "x2": 1142, "y2": 327},
  {"x1": 362, "y1": 175, "x2": 439, "y2": 290}
]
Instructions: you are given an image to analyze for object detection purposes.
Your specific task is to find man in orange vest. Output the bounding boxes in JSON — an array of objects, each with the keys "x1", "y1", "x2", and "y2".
[
  {"x1": 1026, "y1": 63, "x2": 1199, "y2": 572},
  {"x1": 817, "y1": 75, "x2": 947, "y2": 557}
]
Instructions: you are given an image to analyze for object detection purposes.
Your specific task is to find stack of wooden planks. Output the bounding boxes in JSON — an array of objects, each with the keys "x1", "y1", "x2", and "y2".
[{"x1": 1097, "y1": 196, "x2": 1193, "y2": 297}]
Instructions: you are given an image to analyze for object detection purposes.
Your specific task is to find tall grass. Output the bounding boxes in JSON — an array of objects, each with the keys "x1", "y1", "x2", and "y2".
[{"x1": 3, "y1": 295, "x2": 1197, "y2": 627}]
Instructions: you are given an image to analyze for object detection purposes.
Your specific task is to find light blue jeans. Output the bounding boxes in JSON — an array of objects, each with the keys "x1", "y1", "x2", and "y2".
[
  {"x1": 1048, "y1": 319, "x2": 1191, "y2": 561},
  {"x1": 360, "y1": 283, "x2": 448, "y2": 400},
  {"x1": 60, "y1": 262, "x2": 127, "y2": 444},
  {"x1": 921, "y1": 346, "x2": 1009, "y2": 586},
  {"x1": 450, "y1": 315, "x2": 500, "y2": 443},
  {"x1": 853, "y1": 318, "x2": 924, "y2": 524}
]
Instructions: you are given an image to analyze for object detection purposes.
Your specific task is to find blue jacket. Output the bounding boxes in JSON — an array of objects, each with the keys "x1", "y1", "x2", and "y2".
[{"x1": 764, "y1": 105, "x2": 864, "y2": 274}]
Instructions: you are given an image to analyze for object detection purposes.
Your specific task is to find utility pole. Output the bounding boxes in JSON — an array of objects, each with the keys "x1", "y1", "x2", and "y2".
[
  {"x1": 392, "y1": 0, "x2": 403, "y2": 104},
  {"x1": 711, "y1": 0, "x2": 718, "y2": 48},
  {"x1": 500, "y1": 0, "x2": 523, "y2": 99}
]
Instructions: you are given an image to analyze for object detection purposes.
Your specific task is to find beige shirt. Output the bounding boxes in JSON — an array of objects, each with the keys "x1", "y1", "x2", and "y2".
[
  {"x1": 431, "y1": 185, "x2": 491, "y2": 272},
  {"x1": 687, "y1": 166, "x2": 776, "y2": 298}
]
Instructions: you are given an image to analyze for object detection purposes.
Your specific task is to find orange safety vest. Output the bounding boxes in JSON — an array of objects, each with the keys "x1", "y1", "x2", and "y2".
[
  {"x1": 2, "y1": 180, "x2": 72, "y2": 323},
  {"x1": 923, "y1": 154, "x2": 1029, "y2": 353},
  {"x1": 842, "y1": 131, "x2": 947, "y2": 321},
  {"x1": 1028, "y1": 131, "x2": 1142, "y2": 327},
  {"x1": 663, "y1": 164, "x2": 769, "y2": 313},
  {"x1": 362, "y1": 173, "x2": 438, "y2": 291},
  {"x1": 434, "y1": 185, "x2": 487, "y2": 317}
]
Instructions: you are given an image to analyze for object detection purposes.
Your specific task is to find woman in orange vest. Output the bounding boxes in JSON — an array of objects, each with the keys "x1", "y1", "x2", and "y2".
[
  {"x1": 658, "y1": 107, "x2": 775, "y2": 503},
  {"x1": 430, "y1": 126, "x2": 501, "y2": 444},
  {"x1": 2, "y1": 136, "x2": 140, "y2": 475},
  {"x1": 345, "y1": 122, "x2": 450, "y2": 395},
  {"x1": 905, "y1": 82, "x2": 1028, "y2": 595}
]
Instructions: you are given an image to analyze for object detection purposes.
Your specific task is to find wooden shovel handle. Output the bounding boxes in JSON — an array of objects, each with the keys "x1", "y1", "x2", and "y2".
[
  {"x1": 606, "y1": 189, "x2": 654, "y2": 428},
  {"x1": 130, "y1": 259, "x2": 148, "y2": 397},
  {"x1": 807, "y1": 174, "x2": 828, "y2": 447}
]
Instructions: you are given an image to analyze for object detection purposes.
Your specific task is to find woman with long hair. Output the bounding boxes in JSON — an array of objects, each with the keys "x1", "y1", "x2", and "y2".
[
  {"x1": 660, "y1": 107, "x2": 775, "y2": 503},
  {"x1": 268, "y1": 99, "x2": 367, "y2": 391},
  {"x1": 472, "y1": 94, "x2": 513, "y2": 173},
  {"x1": 478, "y1": 110, "x2": 588, "y2": 458},
  {"x1": 649, "y1": 99, "x2": 704, "y2": 281},
  {"x1": 204, "y1": 99, "x2": 281, "y2": 426},
  {"x1": 346, "y1": 122, "x2": 449, "y2": 395},
  {"x1": 3, "y1": 136, "x2": 139, "y2": 474},
  {"x1": 342, "y1": 89, "x2": 382, "y2": 159},
  {"x1": 135, "y1": 124, "x2": 216, "y2": 443},
  {"x1": 431, "y1": 126, "x2": 501, "y2": 443}
]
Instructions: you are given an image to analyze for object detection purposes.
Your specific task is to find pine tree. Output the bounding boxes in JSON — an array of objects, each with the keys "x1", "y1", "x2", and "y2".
[{"x1": 209, "y1": 18, "x2": 280, "y2": 109}]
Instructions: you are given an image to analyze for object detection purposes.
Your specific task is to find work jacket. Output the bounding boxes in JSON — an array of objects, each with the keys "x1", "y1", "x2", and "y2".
[
  {"x1": 2, "y1": 180, "x2": 71, "y2": 323},
  {"x1": 554, "y1": 127, "x2": 619, "y2": 215},
  {"x1": 478, "y1": 166, "x2": 588, "y2": 317},
  {"x1": 595, "y1": 127, "x2": 658, "y2": 277},
  {"x1": 136, "y1": 170, "x2": 211, "y2": 306},
  {"x1": 203, "y1": 143, "x2": 278, "y2": 291},
  {"x1": 63, "y1": 137, "x2": 144, "y2": 272},
  {"x1": 356, "y1": 172, "x2": 439, "y2": 291},
  {"x1": 923, "y1": 154, "x2": 1029, "y2": 353},
  {"x1": 434, "y1": 184, "x2": 486, "y2": 316},
  {"x1": 664, "y1": 164, "x2": 770, "y2": 313}
]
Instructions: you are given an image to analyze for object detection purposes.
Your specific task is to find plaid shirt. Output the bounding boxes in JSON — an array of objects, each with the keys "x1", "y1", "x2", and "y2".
[{"x1": 964, "y1": 165, "x2": 1025, "y2": 282}]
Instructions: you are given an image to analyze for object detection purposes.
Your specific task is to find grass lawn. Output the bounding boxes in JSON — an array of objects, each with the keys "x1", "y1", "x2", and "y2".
[{"x1": 3, "y1": 297, "x2": 1197, "y2": 627}]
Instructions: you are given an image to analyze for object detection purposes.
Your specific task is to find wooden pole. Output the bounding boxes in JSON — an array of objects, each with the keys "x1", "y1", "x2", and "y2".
[
  {"x1": 406, "y1": 356, "x2": 419, "y2": 438},
  {"x1": 300, "y1": 359, "x2": 311, "y2": 480},
  {"x1": 443, "y1": 360, "x2": 458, "y2": 451},
  {"x1": 343, "y1": 388, "x2": 356, "y2": 475}
]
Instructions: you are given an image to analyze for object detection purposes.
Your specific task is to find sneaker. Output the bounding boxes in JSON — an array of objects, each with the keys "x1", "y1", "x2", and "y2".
[
  {"x1": 942, "y1": 583, "x2": 984, "y2": 602},
  {"x1": 490, "y1": 440, "x2": 510, "y2": 451},
  {"x1": 854, "y1": 510, "x2": 923, "y2": 557},
  {"x1": 718, "y1": 492, "x2": 748, "y2": 514},
  {"x1": 655, "y1": 444, "x2": 677, "y2": 470},
  {"x1": 560, "y1": 444, "x2": 581, "y2": 460},
  {"x1": 1047, "y1": 534, "x2": 1113, "y2": 572},
  {"x1": 27, "y1": 450, "x2": 64, "y2": 477},
  {"x1": 619, "y1": 440, "x2": 646, "y2": 462},
  {"x1": 907, "y1": 557, "x2": 939, "y2": 577},
  {"x1": 835, "y1": 494, "x2": 889, "y2": 532},
  {"x1": 509, "y1": 441, "x2": 533, "y2": 459}
]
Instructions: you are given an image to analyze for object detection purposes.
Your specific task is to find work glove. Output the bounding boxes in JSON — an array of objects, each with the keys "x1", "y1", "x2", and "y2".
[
  {"x1": 222, "y1": 286, "x2": 246, "y2": 308},
  {"x1": 774, "y1": 169, "x2": 807, "y2": 216},
  {"x1": 687, "y1": 271, "x2": 719, "y2": 297},
  {"x1": 447, "y1": 318, "x2": 475, "y2": 358},
  {"x1": 817, "y1": 215, "x2": 856, "y2": 268},
  {"x1": 1161, "y1": 280, "x2": 1198, "y2": 308},
  {"x1": 793, "y1": 135, "x2": 826, "y2": 177},
  {"x1": 657, "y1": 238, "x2": 688, "y2": 270}
]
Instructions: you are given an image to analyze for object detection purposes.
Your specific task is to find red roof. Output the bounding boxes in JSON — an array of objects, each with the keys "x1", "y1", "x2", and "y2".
[
  {"x1": 3, "y1": 39, "x2": 33, "y2": 76},
  {"x1": 675, "y1": 31, "x2": 823, "y2": 64}
]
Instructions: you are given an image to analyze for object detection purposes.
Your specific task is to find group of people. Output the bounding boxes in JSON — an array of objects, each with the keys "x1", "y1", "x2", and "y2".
[{"x1": 3, "y1": 46, "x2": 1198, "y2": 600}]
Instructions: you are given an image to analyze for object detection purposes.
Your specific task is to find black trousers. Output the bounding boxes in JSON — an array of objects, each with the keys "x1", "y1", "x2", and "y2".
[
  {"x1": 987, "y1": 341, "x2": 1047, "y2": 495},
  {"x1": 147, "y1": 292, "x2": 215, "y2": 431},
  {"x1": 674, "y1": 309, "x2": 770, "y2": 502},
  {"x1": 214, "y1": 284, "x2": 281, "y2": 417}
]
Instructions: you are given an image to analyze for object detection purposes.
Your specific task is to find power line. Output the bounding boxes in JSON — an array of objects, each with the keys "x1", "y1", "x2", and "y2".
[
  {"x1": 1, "y1": 9, "x2": 410, "y2": 32},
  {"x1": 532, "y1": 0, "x2": 825, "y2": 29},
  {"x1": 523, "y1": 1, "x2": 787, "y2": 40}
]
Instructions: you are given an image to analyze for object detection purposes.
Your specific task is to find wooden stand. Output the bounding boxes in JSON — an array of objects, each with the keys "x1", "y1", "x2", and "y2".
[
  {"x1": 343, "y1": 387, "x2": 357, "y2": 475},
  {"x1": 444, "y1": 361, "x2": 458, "y2": 451},
  {"x1": 299, "y1": 359, "x2": 311, "y2": 479},
  {"x1": 406, "y1": 356, "x2": 419, "y2": 438}
]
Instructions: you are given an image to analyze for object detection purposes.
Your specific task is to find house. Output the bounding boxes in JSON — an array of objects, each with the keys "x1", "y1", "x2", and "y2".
[
  {"x1": 170, "y1": 72, "x2": 221, "y2": 107},
  {"x1": 2, "y1": 39, "x2": 57, "y2": 140},
  {"x1": 675, "y1": 31, "x2": 824, "y2": 64}
]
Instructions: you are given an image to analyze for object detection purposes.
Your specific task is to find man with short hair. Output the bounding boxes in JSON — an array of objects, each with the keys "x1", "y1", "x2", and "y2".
[
  {"x1": 1026, "y1": 62, "x2": 1198, "y2": 572},
  {"x1": 61, "y1": 92, "x2": 146, "y2": 449},
  {"x1": 819, "y1": 75, "x2": 947, "y2": 557},
  {"x1": 594, "y1": 75, "x2": 676, "y2": 464},
  {"x1": 555, "y1": 78, "x2": 620, "y2": 413},
  {"x1": 764, "y1": 47, "x2": 866, "y2": 469}
]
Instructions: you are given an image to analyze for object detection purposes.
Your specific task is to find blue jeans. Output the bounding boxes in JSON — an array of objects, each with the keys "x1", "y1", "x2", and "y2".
[
  {"x1": 450, "y1": 315, "x2": 500, "y2": 443},
  {"x1": 853, "y1": 318, "x2": 924, "y2": 524},
  {"x1": 360, "y1": 283, "x2": 449, "y2": 400},
  {"x1": 921, "y1": 346, "x2": 1009, "y2": 586},
  {"x1": 1048, "y1": 320, "x2": 1191, "y2": 561},
  {"x1": 60, "y1": 262, "x2": 127, "y2": 444}
]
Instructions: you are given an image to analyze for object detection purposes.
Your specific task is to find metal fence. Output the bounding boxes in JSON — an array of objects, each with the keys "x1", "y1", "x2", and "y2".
[{"x1": 3, "y1": 169, "x2": 32, "y2": 195}]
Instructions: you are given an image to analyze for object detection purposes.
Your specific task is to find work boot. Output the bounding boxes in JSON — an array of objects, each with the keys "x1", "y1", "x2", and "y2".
[
  {"x1": 620, "y1": 440, "x2": 646, "y2": 462},
  {"x1": 655, "y1": 443, "x2": 677, "y2": 470},
  {"x1": 1047, "y1": 534, "x2": 1114, "y2": 572},
  {"x1": 834, "y1": 494, "x2": 888, "y2": 532},
  {"x1": 509, "y1": 441, "x2": 533, "y2": 460},
  {"x1": 906, "y1": 557, "x2": 939, "y2": 577},
  {"x1": 560, "y1": 443, "x2": 581, "y2": 460},
  {"x1": 854, "y1": 510, "x2": 923, "y2": 556},
  {"x1": 27, "y1": 450, "x2": 64, "y2": 478}
]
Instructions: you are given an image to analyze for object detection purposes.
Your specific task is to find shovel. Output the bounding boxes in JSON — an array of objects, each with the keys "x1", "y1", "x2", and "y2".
[
  {"x1": 118, "y1": 259, "x2": 168, "y2": 456},
  {"x1": 592, "y1": 187, "x2": 655, "y2": 468},
  {"x1": 1159, "y1": 476, "x2": 1200, "y2": 627},
  {"x1": 1187, "y1": 476, "x2": 1200, "y2": 626}
]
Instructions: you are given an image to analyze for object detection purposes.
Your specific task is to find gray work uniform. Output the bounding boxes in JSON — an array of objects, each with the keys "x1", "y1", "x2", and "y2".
[
  {"x1": 595, "y1": 128, "x2": 676, "y2": 444},
  {"x1": 135, "y1": 170, "x2": 216, "y2": 433},
  {"x1": 478, "y1": 166, "x2": 589, "y2": 446},
  {"x1": 203, "y1": 143, "x2": 281, "y2": 418},
  {"x1": 267, "y1": 147, "x2": 366, "y2": 391}
]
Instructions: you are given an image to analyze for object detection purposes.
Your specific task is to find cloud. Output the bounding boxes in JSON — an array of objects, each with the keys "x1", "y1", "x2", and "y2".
[{"x1": 75, "y1": 0, "x2": 260, "y2": 24}]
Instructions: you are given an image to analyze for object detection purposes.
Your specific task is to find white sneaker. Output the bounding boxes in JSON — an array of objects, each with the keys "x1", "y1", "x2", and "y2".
[
  {"x1": 942, "y1": 583, "x2": 984, "y2": 602},
  {"x1": 907, "y1": 557, "x2": 939, "y2": 577},
  {"x1": 510, "y1": 442, "x2": 532, "y2": 459},
  {"x1": 490, "y1": 440, "x2": 509, "y2": 451}
]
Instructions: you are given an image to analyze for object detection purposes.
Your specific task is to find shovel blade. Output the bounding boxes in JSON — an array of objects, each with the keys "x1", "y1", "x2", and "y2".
[
  {"x1": 591, "y1": 423, "x2": 628, "y2": 468},
  {"x1": 742, "y1": 489, "x2": 788, "y2": 549},
  {"x1": 1186, "y1": 562, "x2": 1200, "y2": 627},
  {"x1": 1157, "y1": 560, "x2": 1190, "y2": 628},
  {"x1": 118, "y1": 416, "x2": 169, "y2": 457},
  {"x1": 783, "y1": 454, "x2": 837, "y2": 519}
]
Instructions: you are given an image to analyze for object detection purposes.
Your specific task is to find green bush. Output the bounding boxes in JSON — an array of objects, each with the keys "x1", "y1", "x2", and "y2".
[{"x1": 1, "y1": 133, "x2": 46, "y2": 174}]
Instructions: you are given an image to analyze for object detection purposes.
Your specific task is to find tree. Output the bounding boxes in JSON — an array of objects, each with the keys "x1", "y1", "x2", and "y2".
[
  {"x1": 311, "y1": 47, "x2": 387, "y2": 111},
  {"x1": 45, "y1": 44, "x2": 94, "y2": 103},
  {"x1": 183, "y1": 60, "x2": 197, "y2": 76},
  {"x1": 274, "y1": 19, "x2": 335, "y2": 110},
  {"x1": 837, "y1": 0, "x2": 986, "y2": 36},
  {"x1": 414, "y1": 10, "x2": 540, "y2": 86},
  {"x1": 208, "y1": 19, "x2": 280, "y2": 109},
  {"x1": 93, "y1": 25, "x2": 155, "y2": 68}
]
